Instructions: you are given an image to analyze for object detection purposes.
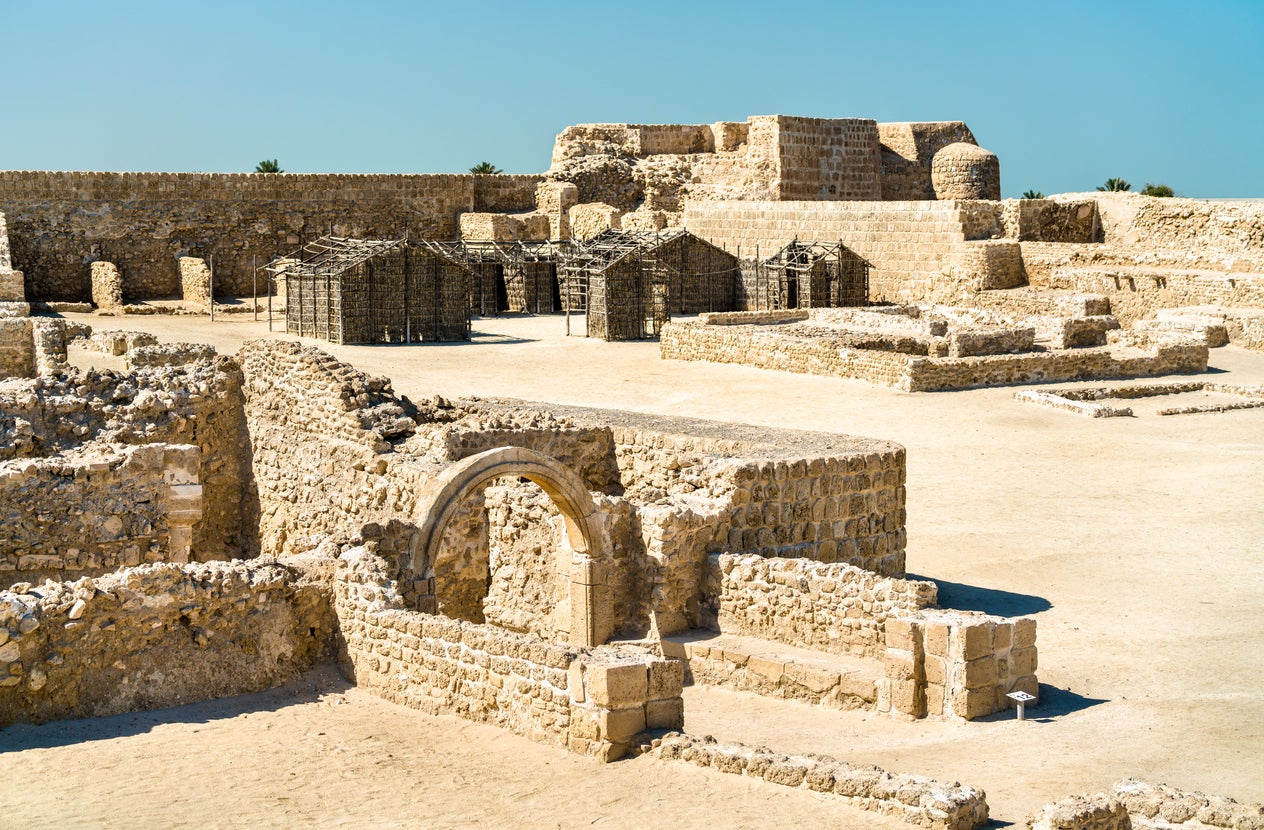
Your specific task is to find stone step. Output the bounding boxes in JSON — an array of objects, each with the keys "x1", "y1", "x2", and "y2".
[{"x1": 661, "y1": 629, "x2": 882, "y2": 711}]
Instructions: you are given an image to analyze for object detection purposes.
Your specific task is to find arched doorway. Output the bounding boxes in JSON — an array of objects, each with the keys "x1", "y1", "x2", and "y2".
[{"x1": 410, "y1": 447, "x2": 610, "y2": 647}]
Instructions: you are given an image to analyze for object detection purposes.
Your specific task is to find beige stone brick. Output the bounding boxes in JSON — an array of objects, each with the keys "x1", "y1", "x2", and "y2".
[
  {"x1": 599, "y1": 705, "x2": 646, "y2": 742},
  {"x1": 585, "y1": 661, "x2": 648, "y2": 707}
]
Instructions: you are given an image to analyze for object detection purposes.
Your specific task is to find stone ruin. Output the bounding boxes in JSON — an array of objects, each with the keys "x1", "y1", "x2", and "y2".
[
  {"x1": 0, "y1": 115, "x2": 1262, "y2": 826},
  {"x1": 0, "y1": 336, "x2": 1039, "y2": 824}
]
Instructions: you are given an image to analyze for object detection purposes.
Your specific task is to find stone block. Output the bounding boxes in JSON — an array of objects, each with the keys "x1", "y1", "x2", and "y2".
[
  {"x1": 645, "y1": 697, "x2": 684, "y2": 730},
  {"x1": 963, "y1": 656, "x2": 998, "y2": 689},
  {"x1": 585, "y1": 661, "x2": 648, "y2": 708},
  {"x1": 1010, "y1": 646, "x2": 1038, "y2": 676},
  {"x1": 1014, "y1": 617, "x2": 1037, "y2": 648},
  {"x1": 889, "y1": 679, "x2": 922, "y2": 716},
  {"x1": 648, "y1": 659, "x2": 685, "y2": 699},
  {"x1": 952, "y1": 685, "x2": 997, "y2": 720},
  {"x1": 784, "y1": 662, "x2": 840, "y2": 695},
  {"x1": 959, "y1": 622, "x2": 994, "y2": 661},
  {"x1": 885, "y1": 617, "x2": 918, "y2": 650},
  {"x1": 599, "y1": 705, "x2": 646, "y2": 742},
  {"x1": 747, "y1": 656, "x2": 784, "y2": 682}
]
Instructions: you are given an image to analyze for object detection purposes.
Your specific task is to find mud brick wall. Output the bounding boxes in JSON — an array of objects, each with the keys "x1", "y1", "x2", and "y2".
[
  {"x1": 0, "y1": 358, "x2": 256, "y2": 563},
  {"x1": 684, "y1": 199, "x2": 977, "y2": 303},
  {"x1": 0, "y1": 557, "x2": 332, "y2": 726},
  {"x1": 0, "y1": 171, "x2": 542, "y2": 302},
  {"x1": 0, "y1": 443, "x2": 202, "y2": 585},
  {"x1": 335, "y1": 546, "x2": 683, "y2": 762},
  {"x1": 703, "y1": 553, "x2": 937, "y2": 660}
]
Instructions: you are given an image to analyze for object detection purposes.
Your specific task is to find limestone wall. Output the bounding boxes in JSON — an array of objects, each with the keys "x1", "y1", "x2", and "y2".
[
  {"x1": 0, "y1": 357, "x2": 257, "y2": 568},
  {"x1": 661, "y1": 318, "x2": 1209, "y2": 392},
  {"x1": 651, "y1": 734, "x2": 989, "y2": 830},
  {"x1": 335, "y1": 546, "x2": 684, "y2": 761},
  {"x1": 0, "y1": 211, "x2": 22, "y2": 302},
  {"x1": 1087, "y1": 193, "x2": 1264, "y2": 266},
  {"x1": 0, "y1": 171, "x2": 542, "y2": 302},
  {"x1": 684, "y1": 199, "x2": 973, "y2": 302},
  {"x1": 704, "y1": 553, "x2": 936, "y2": 660},
  {"x1": 763, "y1": 116, "x2": 883, "y2": 201},
  {"x1": 0, "y1": 556, "x2": 332, "y2": 726},
  {"x1": 0, "y1": 444, "x2": 202, "y2": 584},
  {"x1": 1027, "y1": 780, "x2": 1264, "y2": 830}
]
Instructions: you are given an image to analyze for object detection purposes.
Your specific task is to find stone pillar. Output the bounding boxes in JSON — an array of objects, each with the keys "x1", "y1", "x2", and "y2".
[
  {"x1": 535, "y1": 181, "x2": 579, "y2": 240},
  {"x1": 179, "y1": 257, "x2": 213, "y2": 308},
  {"x1": 163, "y1": 445, "x2": 203, "y2": 563},
  {"x1": 91, "y1": 261, "x2": 124, "y2": 311}
]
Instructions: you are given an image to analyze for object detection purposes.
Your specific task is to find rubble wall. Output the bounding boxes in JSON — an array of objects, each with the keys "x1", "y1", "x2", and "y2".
[
  {"x1": 1027, "y1": 780, "x2": 1264, "y2": 830},
  {"x1": 704, "y1": 553, "x2": 936, "y2": 659},
  {"x1": 0, "y1": 444, "x2": 202, "y2": 585},
  {"x1": 0, "y1": 171, "x2": 541, "y2": 301},
  {"x1": 0, "y1": 557, "x2": 332, "y2": 726},
  {"x1": 0, "y1": 358, "x2": 257, "y2": 569}
]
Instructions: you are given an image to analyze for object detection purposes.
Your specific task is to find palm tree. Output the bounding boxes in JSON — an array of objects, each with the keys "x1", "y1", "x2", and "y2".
[
  {"x1": 1097, "y1": 177, "x2": 1131, "y2": 192},
  {"x1": 1021, "y1": 189, "x2": 1045, "y2": 199},
  {"x1": 469, "y1": 161, "x2": 502, "y2": 175},
  {"x1": 255, "y1": 159, "x2": 283, "y2": 173}
]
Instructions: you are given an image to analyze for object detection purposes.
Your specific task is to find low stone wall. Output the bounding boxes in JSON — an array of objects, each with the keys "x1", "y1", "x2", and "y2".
[
  {"x1": 661, "y1": 318, "x2": 1209, "y2": 392},
  {"x1": 1038, "y1": 266, "x2": 1264, "y2": 324},
  {"x1": 127, "y1": 342, "x2": 218, "y2": 368},
  {"x1": 1027, "y1": 780, "x2": 1264, "y2": 830},
  {"x1": 86, "y1": 329, "x2": 158, "y2": 355},
  {"x1": 0, "y1": 443, "x2": 202, "y2": 584},
  {"x1": 704, "y1": 553, "x2": 936, "y2": 659},
  {"x1": 0, "y1": 317, "x2": 70, "y2": 378},
  {"x1": 649, "y1": 733, "x2": 989, "y2": 829},
  {"x1": 0, "y1": 556, "x2": 332, "y2": 725},
  {"x1": 334, "y1": 546, "x2": 683, "y2": 761}
]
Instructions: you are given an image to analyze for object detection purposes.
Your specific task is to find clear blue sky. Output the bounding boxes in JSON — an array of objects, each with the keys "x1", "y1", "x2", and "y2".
[{"x1": 3, "y1": 0, "x2": 1262, "y2": 198}]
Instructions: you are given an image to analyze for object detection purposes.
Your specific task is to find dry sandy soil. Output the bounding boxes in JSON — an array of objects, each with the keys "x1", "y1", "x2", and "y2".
[{"x1": 2, "y1": 310, "x2": 1261, "y2": 829}]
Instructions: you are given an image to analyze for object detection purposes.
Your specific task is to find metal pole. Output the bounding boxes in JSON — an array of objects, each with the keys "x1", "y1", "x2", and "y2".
[
  {"x1": 209, "y1": 254, "x2": 214, "y2": 321},
  {"x1": 252, "y1": 255, "x2": 258, "y2": 321}
]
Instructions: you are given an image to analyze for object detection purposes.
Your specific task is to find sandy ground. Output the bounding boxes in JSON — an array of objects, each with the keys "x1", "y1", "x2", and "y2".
[{"x1": 2, "y1": 310, "x2": 1261, "y2": 828}]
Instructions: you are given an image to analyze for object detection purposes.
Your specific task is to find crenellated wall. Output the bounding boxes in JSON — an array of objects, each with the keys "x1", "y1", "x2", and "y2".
[{"x1": 0, "y1": 171, "x2": 542, "y2": 302}]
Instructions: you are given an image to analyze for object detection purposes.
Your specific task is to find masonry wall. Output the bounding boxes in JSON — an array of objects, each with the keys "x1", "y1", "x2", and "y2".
[
  {"x1": 0, "y1": 557, "x2": 332, "y2": 725},
  {"x1": 768, "y1": 116, "x2": 883, "y2": 201},
  {"x1": 684, "y1": 199, "x2": 974, "y2": 302},
  {"x1": 0, "y1": 444, "x2": 202, "y2": 585},
  {"x1": 335, "y1": 546, "x2": 684, "y2": 761},
  {"x1": 704, "y1": 553, "x2": 936, "y2": 660},
  {"x1": 0, "y1": 171, "x2": 542, "y2": 301},
  {"x1": 0, "y1": 358, "x2": 257, "y2": 569}
]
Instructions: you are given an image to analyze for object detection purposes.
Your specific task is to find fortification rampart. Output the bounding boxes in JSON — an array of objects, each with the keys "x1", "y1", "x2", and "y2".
[{"x1": 0, "y1": 171, "x2": 541, "y2": 302}]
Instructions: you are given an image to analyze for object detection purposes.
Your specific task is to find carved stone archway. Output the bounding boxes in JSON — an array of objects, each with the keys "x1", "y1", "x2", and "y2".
[{"x1": 411, "y1": 446, "x2": 609, "y2": 647}]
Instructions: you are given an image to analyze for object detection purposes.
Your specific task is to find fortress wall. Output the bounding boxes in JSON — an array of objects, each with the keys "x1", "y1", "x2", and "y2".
[{"x1": 0, "y1": 171, "x2": 541, "y2": 302}]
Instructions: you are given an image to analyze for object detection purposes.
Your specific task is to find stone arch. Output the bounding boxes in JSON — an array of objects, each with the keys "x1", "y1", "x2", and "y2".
[{"x1": 411, "y1": 446, "x2": 608, "y2": 647}]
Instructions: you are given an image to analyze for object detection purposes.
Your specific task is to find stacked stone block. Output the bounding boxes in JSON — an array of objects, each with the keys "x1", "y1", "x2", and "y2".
[{"x1": 881, "y1": 612, "x2": 1037, "y2": 720}]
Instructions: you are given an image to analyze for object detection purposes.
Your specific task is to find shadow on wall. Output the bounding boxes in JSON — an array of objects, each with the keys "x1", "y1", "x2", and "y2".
[
  {"x1": 908, "y1": 576, "x2": 1052, "y2": 617},
  {"x1": 0, "y1": 666, "x2": 350, "y2": 754}
]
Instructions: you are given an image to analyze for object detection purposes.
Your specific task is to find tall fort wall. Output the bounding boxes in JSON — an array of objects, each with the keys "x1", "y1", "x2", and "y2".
[{"x1": 0, "y1": 171, "x2": 542, "y2": 302}]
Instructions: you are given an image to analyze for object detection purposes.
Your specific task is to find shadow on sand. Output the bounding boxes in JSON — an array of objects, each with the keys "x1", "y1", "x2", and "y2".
[
  {"x1": 0, "y1": 665, "x2": 350, "y2": 753},
  {"x1": 906, "y1": 576, "x2": 1052, "y2": 617}
]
